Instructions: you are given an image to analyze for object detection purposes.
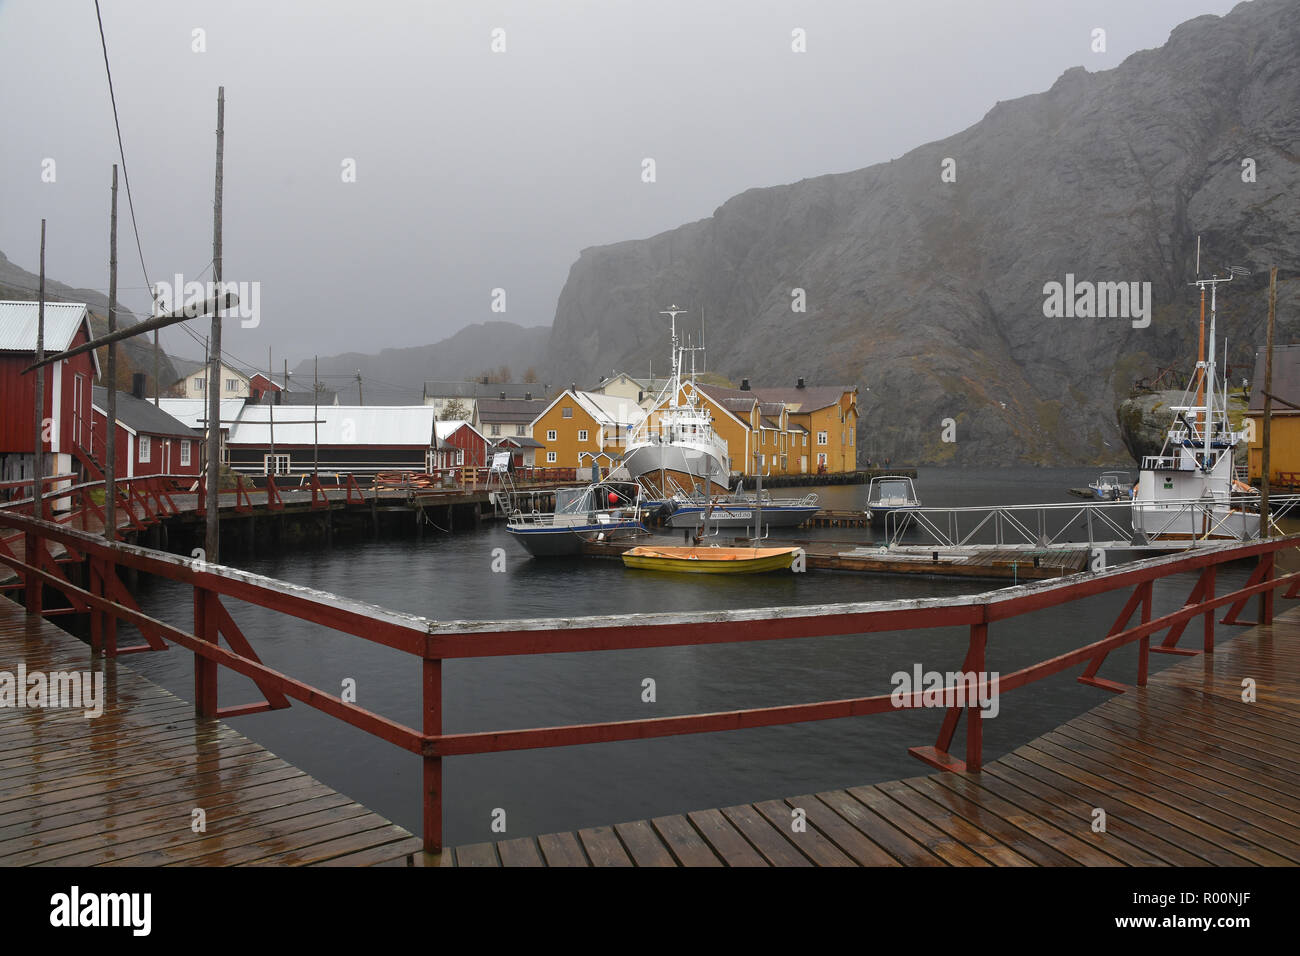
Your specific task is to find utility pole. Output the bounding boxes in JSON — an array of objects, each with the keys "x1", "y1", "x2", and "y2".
[
  {"x1": 205, "y1": 86, "x2": 224, "y2": 563},
  {"x1": 105, "y1": 165, "x2": 119, "y2": 539},
  {"x1": 1261, "y1": 265, "x2": 1278, "y2": 534},
  {"x1": 356, "y1": 370, "x2": 363, "y2": 406},
  {"x1": 33, "y1": 220, "x2": 46, "y2": 521},
  {"x1": 314, "y1": 355, "x2": 319, "y2": 476},
  {"x1": 268, "y1": 347, "x2": 276, "y2": 463}
]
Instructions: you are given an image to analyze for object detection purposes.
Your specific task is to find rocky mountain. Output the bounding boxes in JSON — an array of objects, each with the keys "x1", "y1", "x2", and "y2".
[
  {"x1": 543, "y1": 0, "x2": 1300, "y2": 465},
  {"x1": 297, "y1": 321, "x2": 552, "y2": 404},
  {"x1": 0, "y1": 249, "x2": 178, "y2": 392}
]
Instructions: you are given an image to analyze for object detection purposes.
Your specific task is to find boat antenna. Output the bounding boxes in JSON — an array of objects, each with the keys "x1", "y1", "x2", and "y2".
[{"x1": 658, "y1": 304, "x2": 687, "y2": 408}]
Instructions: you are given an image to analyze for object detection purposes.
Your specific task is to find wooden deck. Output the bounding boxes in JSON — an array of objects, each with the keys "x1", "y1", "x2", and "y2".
[
  {"x1": 0, "y1": 595, "x2": 423, "y2": 866},
  {"x1": 438, "y1": 605, "x2": 1300, "y2": 866}
]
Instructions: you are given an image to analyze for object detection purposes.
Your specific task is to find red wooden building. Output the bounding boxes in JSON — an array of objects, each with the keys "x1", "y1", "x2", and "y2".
[
  {"x1": 89, "y1": 383, "x2": 203, "y2": 479},
  {"x1": 0, "y1": 301, "x2": 99, "y2": 488},
  {"x1": 434, "y1": 420, "x2": 490, "y2": 470}
]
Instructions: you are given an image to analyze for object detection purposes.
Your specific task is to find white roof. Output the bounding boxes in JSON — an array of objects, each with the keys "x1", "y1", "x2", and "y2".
[
  {"x1": 0, "y1": 301, "x2": 100, "y2": 375},
  {"x1": 228, "y1": 404, "x2": 437, "y2": 447},
  {"x1": 435, "y1": 419, "x2": 487, "y2": 443},
  {"x1": 158, "y1": 398, "x2": 248, "y2": 430}
]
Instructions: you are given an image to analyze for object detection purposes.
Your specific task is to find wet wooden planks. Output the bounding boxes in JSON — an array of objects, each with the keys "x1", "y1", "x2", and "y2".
[
  {"x1": 448, "y1": 605, "x2": 1300, "y2": 866},
  {"x1": 0, "y1": 596, "x2": 423, "y2": 866}
]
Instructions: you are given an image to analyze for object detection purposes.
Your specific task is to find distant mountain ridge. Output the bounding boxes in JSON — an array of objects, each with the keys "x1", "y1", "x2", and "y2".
[
  {"x1": 540, "y1": 0, "x2": 1300, "y2": 465},
  {"x1": 295, "y1": 321, "x2": 552, "y2": 404}
]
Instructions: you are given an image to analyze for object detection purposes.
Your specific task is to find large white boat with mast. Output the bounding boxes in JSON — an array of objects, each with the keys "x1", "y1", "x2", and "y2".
[
  {"x1": 622, "y1": 306, "x2": 731, "y2": 496},
  {"x1": 1131, "y1": 248, "x2": 1261, "y2": 542}
]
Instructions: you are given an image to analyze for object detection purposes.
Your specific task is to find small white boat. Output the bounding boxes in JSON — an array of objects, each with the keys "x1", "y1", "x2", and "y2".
[
  {"x1": 1088, "y1": 471, "x2": 1134, "y2": 500},
  {"x1": 506, "y1": 479, "x2": 648, "y2": 556},
  {"x1": 865, "y1": 475, "x2": 920, "y2": 528}
]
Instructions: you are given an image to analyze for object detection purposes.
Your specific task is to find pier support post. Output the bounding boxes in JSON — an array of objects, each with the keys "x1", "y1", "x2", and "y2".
[{"x1": 422, "y1": 657, "x2": 443, "y2": 853}]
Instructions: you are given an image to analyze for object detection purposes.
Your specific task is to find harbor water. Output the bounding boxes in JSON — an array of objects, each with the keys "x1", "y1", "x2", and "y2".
[{"x1": 125, "y1": 466, "x2": 1258, "y2": 845}]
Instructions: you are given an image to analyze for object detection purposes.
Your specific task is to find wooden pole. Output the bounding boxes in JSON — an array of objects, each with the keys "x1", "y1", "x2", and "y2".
[
  {"x1": 314, "y1": 355, "x2": 319, "y2": 476},
  {"x1": 105, "y1": 165, "x2": 119, "y2": 540},
  {"x1": 1261, "y1": 266, "x2": 1277, "y2": 535},
  {"x1": 34, "y1": 220, "x2": 46, "y2": 519},
  {"x1": 205, "y1": 86, "x2": 224, "y2": 563}
]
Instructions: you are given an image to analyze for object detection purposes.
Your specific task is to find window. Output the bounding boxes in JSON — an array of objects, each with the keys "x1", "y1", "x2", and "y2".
[
  {"x1": 180, "y1": 441, "x2": 192, "y2": 467},
  {"x1": 490, "y1": 424, "x2": 501, "y2": 436},
  {"x1": 562, "y1": 407, "x2": 573, "y2": 419},
  {"x1": 225, "y1": 378, "x2": 240, "y2": 392},
  {"x1": 546, "y1": 429, "x2": 557, "y2": 441},
  {"x1": 194, "y1": 377, "x2": 205, "y2": 391},
  {"x1": 578, "y1": 429, "x2": 588, "y2": 442},
  {"x1": 456, "y1": 449, "x2": 464, "y2": 466},
  {"x1": 138, "y1": 435, "x2": 151, "y2": 463},
  {"x1": 264, "y1": 453, "x2": 289, "y2": 475},
  {"x1": 516, "y1": 424, "x2": 526, "y2": 436},
  {"x1": 802, "y1": 434, "x2": 807, "y2": 447},
  {"x1": 547, "y1": 451, "x2": 557, "y2": 463},
  {"x1": 817, "y1": 431, "x2": 828, "y2": 446}
]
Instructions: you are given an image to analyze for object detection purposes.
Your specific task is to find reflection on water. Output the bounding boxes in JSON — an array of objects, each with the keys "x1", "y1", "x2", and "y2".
[{"x1": 123, "y1": 467, "x2": 1255, "y2": 844}]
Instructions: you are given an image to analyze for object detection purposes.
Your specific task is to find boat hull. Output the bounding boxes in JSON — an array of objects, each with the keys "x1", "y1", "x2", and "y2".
[
  {"x1": 666, "y1": 504, "x2": 818, "y2": 529},
  {"x1": 622, "y1": 443, "x2": 729, "y2": 492},
  {"x1": 1132, "y1": 505, "x2": 1259, "y2": 541},
  {"x1": 622, "y1": 546, "x2": 800, "y2": 574},
  {"x1": 507, "y1": 520, "x2": 644, "y2": 557}
]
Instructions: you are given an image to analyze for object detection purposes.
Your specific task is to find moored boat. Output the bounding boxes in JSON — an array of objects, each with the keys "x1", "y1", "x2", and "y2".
[
  {"x1": 505, "y1": 479, "x2": 648, "y2": 556},
  {"x1": 621, "y1": 545, "x2": 802, "y2": 574},
  {"x1": 864, "y1": 475, "x2": 921, "y2": 528},
  {"x1": 1088, "y1": 471, "x2": 1135, "y2": 500}
]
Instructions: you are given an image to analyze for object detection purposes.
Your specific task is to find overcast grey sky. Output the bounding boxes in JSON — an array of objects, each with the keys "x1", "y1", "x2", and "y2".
[{"x1": 0, "y1": 0, "x2": 1244, "y2": 371}]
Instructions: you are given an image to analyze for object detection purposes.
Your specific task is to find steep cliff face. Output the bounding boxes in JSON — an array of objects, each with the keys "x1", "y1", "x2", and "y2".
[{"x1": 544, "y1": 0, "x2": 1300, "y2": 465}]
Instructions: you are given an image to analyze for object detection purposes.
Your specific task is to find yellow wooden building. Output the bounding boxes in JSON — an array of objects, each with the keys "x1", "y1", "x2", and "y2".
[
  {"x1": 1245, "y1": 345, "x2": 1300, "y2": 485},
  {"x1": 529, "y1": 389, "x2": 645, "y2": 470}
]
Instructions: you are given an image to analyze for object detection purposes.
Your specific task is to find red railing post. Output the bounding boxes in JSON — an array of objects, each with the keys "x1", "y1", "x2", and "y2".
[
  {"x1": 1261, "y1": 552, "x2": 1275, "y2": 625},
  {"x1": 193, "y1": 585, "x2": 219, "y2": 717},
  {"x1": 423, "y1": 656, "x2": 443, "y2": 854},
  {"x1": 966, "y1": 620, "x2": 986, "y2": 772},
  {"x1": 1203, "y1": 565, "x2": 1216, "y2": 652},
  {"x1": 88, "y1": 557, "x2": 102, "y2": 654},
  {"x1": 1137, "y1": 580, "x2": 1152, "y2": 686}
]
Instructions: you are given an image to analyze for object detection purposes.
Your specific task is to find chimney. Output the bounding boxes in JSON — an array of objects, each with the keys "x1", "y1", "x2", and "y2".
[
  {"x1": 796, "y1": 377, "x2": 806, "y2": 389},
  {"x1": 131, "y1": 372, "x2": 146, "y2": 399},
  {"x1": 740, "y1": 378, "x2": 750, "y2": 391}
]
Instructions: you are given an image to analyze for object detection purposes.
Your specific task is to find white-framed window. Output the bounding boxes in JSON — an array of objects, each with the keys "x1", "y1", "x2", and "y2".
[
  {"x1": 578, "y1": 429, "x2": 588, "y2": 442},
  {"x1": 817, "y1": 453, "x2": 827, "y2": 467},
  {"x1": 138, "y1": 435, "x2": 151, "y2": 463},
  {"x1": 490, "y1": 424, "x2": 501, "y2": 436},
  {"x1": 264, "y1": 453, "x2": 289, "y2": 475},
  {"x1": 817, "y1": 431, "x2": 828, "y2": 446},
  {"x1": 193, "y1": 377, "x2": 205, "y2": 391},
  {"x1": 547, "y1": 451, "x2": 557, "y2": 463},
  {"x1": 225, "y1": 378, "x2": 240, "y2": 392},
  {"x1": 180, "y1": 440, "x2": 192, "y2": 467},
  {"x1": 456, "y1": 449, "x2": 464, "y2": 466},
  {"x1": 546, "y1": 429, "x2": 557, "y2": 441},
  {"x1": 562, "y1": 407, "x2": 573, "y2": 419},
  {"x1": 516, "y1": 424, "x2": 526, "y2": 436}
]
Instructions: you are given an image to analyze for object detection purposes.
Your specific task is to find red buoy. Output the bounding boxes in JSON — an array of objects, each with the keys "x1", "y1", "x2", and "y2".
[{"x1": 608, "y1": 492, "x2": 619, "y2": 506}]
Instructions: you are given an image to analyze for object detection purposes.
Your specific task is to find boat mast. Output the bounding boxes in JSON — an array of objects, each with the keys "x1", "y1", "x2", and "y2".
[{"x1": 658, "y1": 305, "x2": 687, "y2": 410}]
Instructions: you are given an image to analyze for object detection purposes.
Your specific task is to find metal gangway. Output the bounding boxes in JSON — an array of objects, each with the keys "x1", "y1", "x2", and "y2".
[{"x1": 884, "y1": 494, "x2": 1300, "y2": 550}]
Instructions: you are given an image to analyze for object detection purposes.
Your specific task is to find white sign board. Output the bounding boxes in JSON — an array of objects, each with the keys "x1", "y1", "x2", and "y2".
[{"x1": 490, "y1": 451, "x2": 512, "y2": 472}]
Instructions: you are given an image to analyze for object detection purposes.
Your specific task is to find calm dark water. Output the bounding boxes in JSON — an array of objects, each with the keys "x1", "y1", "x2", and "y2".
[{"x1": 124, "y1": 466, "x2": 1253, "y2": 845}]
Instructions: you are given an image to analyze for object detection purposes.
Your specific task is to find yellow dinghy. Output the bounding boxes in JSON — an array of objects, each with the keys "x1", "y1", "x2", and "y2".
[{"x1": 622, "y1": 545, "x2": 801, "y2": 574}]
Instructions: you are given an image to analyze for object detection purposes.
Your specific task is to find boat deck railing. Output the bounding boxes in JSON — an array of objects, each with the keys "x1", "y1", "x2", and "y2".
[{"x1": 885, "y1": 494, "x2": 1300, "y2": 549}]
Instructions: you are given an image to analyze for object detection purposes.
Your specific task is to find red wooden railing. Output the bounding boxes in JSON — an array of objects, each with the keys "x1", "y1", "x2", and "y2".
[{"x1": 0, "y1": 501, "x2": 1296, "y2": 854}]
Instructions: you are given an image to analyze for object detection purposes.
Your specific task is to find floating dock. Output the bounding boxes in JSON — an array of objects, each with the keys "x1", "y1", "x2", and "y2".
[{"x1": 436, "y1": 605, "x2": 1300, "y2": 866}]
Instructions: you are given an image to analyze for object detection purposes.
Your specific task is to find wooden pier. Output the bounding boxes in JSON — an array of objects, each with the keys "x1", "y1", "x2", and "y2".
[
  {"x1": 439, "y1": 605, "x2": 1300, "y2": 866},
  {"x1": 0, "y1": 595, "x2": 422, "y2": 866}
]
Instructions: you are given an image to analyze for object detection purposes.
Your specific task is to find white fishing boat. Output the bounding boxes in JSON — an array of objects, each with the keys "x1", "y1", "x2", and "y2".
[
  {"x1": 1131, "y1": 257, "x2": 1260, "y2": 542},
  {"x1": 622, "y1": 306, "x2": 730, "y2": 495},
  {"x1": 505, "y1": 479, "x2": 648, "y2": 557},
  {"x1": 865, "y1": 475, "x2": 921, "y2": 528}
]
